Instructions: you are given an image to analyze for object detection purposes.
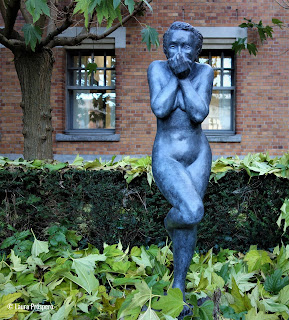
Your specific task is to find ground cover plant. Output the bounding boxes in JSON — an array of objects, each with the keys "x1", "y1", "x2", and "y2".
[{"x1": 1, "y1": 230, "x2": 289, "y2": 319}]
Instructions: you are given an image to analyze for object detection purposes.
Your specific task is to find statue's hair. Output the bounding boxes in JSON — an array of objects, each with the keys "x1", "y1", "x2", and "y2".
[{"x1": 163, "y1": 21, "x2": 203, "y2": 60}]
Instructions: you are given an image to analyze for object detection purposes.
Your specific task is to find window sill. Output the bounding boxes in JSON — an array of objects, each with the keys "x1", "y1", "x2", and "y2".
[
  {"x1": 206, "y1": 134, "x2": 242, "y2": 143},
  {"x1": 56, "y1": 133, "x2": 120, "y2": 142}
]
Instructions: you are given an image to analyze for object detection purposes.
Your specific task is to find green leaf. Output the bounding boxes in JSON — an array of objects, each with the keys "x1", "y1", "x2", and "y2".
[
  {"x1": 113, "y1": 0, "x2": 121, "y2": 9},
  {"x1": 232, "y1": 37, "x2": 246, "y2": 55},
  {"x1": 243, "y1": 249, "x2": 272, "y2": 272},
  {"x1": 25, "y1": 0, "x2": 50, "y2": 23},
  {"x1": 199, "y1": 300, "x2": 214, "y2": 320},
  {"x1": 264, "y1": 269, "x2": 289, "y2": 295},
  {"x1": 278, "y1": 284, "x2": 289, "y2": 306},
  {"x1": 141, "y1": 26, "x2": 160, "y2": 51},
  {"x1": 247, "y1": 43, "x2": 258, "y2": 56},
  {"x1": 21, "y1": 24, "x2": 42, "y2": 51},
  {"x1": 230, "y1": 277, "x2": 252, "y2": 313},
  {"x1": 272, "y1": 18, "x2": 284, "y2": 28},
  {"x1": 72, "y1": 253, "x2": 107, "y2": 274},
  {"x1": 86, "y1": 62, "x2": 98, "y2": 75},
  {"x1": 31, "y1": 234, "x2": 49, "y2": 257},
  {"x1": 152, "y1": 288, "x2": 184, "y2": 317},
  {"x1": 245, "y1": 308, "x2": 278, "y2": 320},
  {"x1": 125, "y1": 0, "x2": 135, "y2": 14},
  {"x1": 0, "y1": 293, "x2": 24, "y2": 318},
  {"x1": 260, "y1": 298, "x2": 289, "y2": 313},
  {"x1": 277, "y1": 198, "x2": 289, "y2": 234},
  {"x1": 139, "y1": 306, "x2": 160, "y2": 320},
  {"x1": 64, "y1": 270, "x2": 99, "y2": 294},
  {"x1": 10, "y1": 250, "x2": 27, "y2": 272}
]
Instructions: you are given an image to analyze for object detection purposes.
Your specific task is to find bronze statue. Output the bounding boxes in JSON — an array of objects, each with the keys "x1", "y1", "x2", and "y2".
[{"x1": 148, "y1": 21, "x2": 214, "y2": 317}]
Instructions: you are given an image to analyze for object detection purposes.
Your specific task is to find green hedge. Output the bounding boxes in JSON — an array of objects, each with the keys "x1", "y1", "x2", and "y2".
[{"x1": 1, "y1": 154, "x2": 289, "y2": 253}]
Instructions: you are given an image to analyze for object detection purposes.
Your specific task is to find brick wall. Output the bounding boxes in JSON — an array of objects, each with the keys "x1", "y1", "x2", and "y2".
[{"x1": 0, "y1": 0, "x2": 288, "y2": 158}]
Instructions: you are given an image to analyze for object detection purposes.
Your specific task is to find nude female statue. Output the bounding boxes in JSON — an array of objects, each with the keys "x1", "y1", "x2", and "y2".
[{"x1": 147, "y1": 21, "x2": 214, "y2": 313}]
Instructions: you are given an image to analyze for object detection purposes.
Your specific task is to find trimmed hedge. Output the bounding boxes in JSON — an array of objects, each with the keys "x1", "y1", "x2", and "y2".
[{"x1": 1, "y1": 165, "x2": 289, "y2": 253}]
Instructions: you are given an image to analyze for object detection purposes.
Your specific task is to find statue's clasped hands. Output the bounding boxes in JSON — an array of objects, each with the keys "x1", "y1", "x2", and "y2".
[{"x1": 168, "y1": 52, "x2": 191, "y2": 79}]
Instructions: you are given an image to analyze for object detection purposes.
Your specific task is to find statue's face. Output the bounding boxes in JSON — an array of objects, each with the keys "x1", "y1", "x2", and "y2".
[{"x1": 166, "y1": 30, "x2": 197, "y2": 62}]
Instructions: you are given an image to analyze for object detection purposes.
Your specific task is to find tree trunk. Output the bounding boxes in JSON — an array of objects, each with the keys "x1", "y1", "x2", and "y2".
[{"x1": 14, "y1": 48, "x2": 55, "y2": 160}]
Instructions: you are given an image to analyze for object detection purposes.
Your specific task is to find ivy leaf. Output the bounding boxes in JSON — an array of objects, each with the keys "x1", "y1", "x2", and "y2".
[
  {"x1": 72, "y1": 254, "x2": 107, "y2": 274},
  {"x1": 132, "y1": 247, "x2": 153, "y2": 268},
  {"x1": 141, "y1": 26, "x2": 160, "y2": 51},
  {"x1": 139, "y1": 306, "x2": 160, "y2": 320},
  {"x1": 64, "y1": 270, "x2": 99, "y2": 294},
  {"x1": 131, "y1": 281, "x2": 152, "y2": 307},
  {"x1": 264, "y1": 269, "x2": 289, "y2": 295},
  {"x1": 10, "y1": 250, "x2": 27, "y2": 272},
  {"x1": 243, "y1": 249, "x2": 272, "y2": 272},
  {"x1": 199, "y1": 300, "x2": 214, "y2": 320},
  {"x1": 21, "y1": 24, "x2": 42, "y2": 52},
  {"x1": 31, "y1": 235, "x2": 49, "y2": 257},
  {"x1": 278, "y1": 284, "x2": 289, "y2": 305},
  {"x1": 0, "y1": 293, "x2": 24, "y2": 318},
  {"x1": 245, "y1": 308, "x2": 279, "y2": 320},
  {"x1": 277, "y1": 198, "x2": 289, "y2": 234},
  {"x1": 260, "y1": 299, "x2": 289, "y2": 313},
  {"x1": 25, "y1": 0, "x2": 50, "y2": 23},
  {"x1": 152, "y1": 288, "x2": 184, "y2": 317},
  {"x1": 230, "y1": 277, "x2": 252, "y2": 314}
]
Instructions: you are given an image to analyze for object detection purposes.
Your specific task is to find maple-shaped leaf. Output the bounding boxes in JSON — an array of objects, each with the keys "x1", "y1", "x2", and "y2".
[
  {"x1": 243, "y1": 249, "x2": 272, "y2": 272},
  {"x1": 230, "y1": 277, "x2": 252, "y2": 314},
  {"x1": 25, "y1": 0, "x2": 50, "y2": 23},
  {"x1": 264, "y1": 269, "x2": 289, "y2": 295},
  {"x1": 86, "y1": 62, "x2": 98, "y2": 75},
  {"x1": 22, "y1": 24, "x2": 42, "y2": 52},
  {"x1": 245, "y1": 308, "x2": 279, "y2": 320},
  {"x1": 141, "y1": 26, "x2": 160, "y2": 51},
  {"x1": 151, "y1": 288, "x2": 184, "y2": 317},
  {"x1": 125, "y1": 0, "x2": 135, "y2": 14}
]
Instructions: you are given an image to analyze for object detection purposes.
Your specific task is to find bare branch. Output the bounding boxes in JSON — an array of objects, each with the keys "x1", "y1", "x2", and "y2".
[
  {"x1": 19, "y1": 0, "x2": 32, "y2": 24},
  {"x1": 40, "y1": 0, "x2": 75, "y2": 48},
  {"x1": 4, "y1": 0, "x2": 21, "y2": 39},
  {"x1": 274, "y1": 0, "x2": 289, "y2": 9},
  {"x1": 0, "y1": 28, "x2": 24, "y2": 50},
  {"x1": 48, "y1": 1, "x2": 145, "y2": 48},
  {"x1": 0, "y1": 0, "x2": 7, "y2": 24}
]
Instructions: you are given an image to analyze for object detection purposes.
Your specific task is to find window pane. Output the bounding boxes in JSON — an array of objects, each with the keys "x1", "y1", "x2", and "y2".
[
  {"x1": 199, "y1": 56, "x2": 209, "y2": 64},
  {"x1": 202, "y1": 90, "x2": 232, "y2": 130},
  {"x1": 213, "y1": 70, "x2": 221, "y2": 87},
  {"x1": 94, "y1": 55, "x2": 105, "y2": 68},
  {"x1": 81, "y1": 55, "x2": 93, "y2": 68},
  {"x1": 223, "y1": 70, "x2": 232, "y2": 86},
  {"x1": 106, "y1": 70, "x2": 116, "y2": 86},
  {"x1": 212, "y1": 56, "x2": 221, "y2": 68},
  {"x1": 73, "y1": 56, "x2": 79, "y2": 67},
  {"x1": 107, "y1": 56, "x2": 116, "y2": 68},
  {"x1": 92, "y1": 70, "x2": 105, "y2": 86},
  {"x1": 72, "y1": 90, "x2": 116, "y2": 129},
  {"x1": 224, "y1": 56, "x2": 232, "y2": 68}
]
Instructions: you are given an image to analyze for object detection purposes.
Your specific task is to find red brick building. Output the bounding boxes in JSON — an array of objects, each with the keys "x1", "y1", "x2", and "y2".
[{"x1": 0, "y1": 0, "x2": 288, "y2": 161}]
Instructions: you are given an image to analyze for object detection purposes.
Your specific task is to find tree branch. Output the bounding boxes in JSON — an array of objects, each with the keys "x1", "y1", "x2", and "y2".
[
  {"x1": 0, "y1": 0, "x2": 7, "y2": 24},
  {"x1": 0, "y1": 28, "x2": 25, "y2": 50},
  {"x1": 274, "y1": 0, "x2": 289, "y2": 9},
  {"x1": 48, "y1": 1, "x2": 145, "y2": 48},
  {"x1": 40, "y1": 0, "x2": 75, "y2": 48},
  {"x1": 19, "y1": 0, "x2": 32, "y2": 23},
  {"x1": 4, "y1": 0, "x2": 21, "y2": 39}
]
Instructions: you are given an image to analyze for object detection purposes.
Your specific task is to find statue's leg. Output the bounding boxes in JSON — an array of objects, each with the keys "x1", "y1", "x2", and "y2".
[{"x1": 171, "y1": 226, "x2": 197, "y2": 300}]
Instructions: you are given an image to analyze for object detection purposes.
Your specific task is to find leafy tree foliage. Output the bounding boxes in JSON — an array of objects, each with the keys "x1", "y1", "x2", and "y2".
[{"x1": 0, "y1": 0, "x2": 159, "y2": 159}]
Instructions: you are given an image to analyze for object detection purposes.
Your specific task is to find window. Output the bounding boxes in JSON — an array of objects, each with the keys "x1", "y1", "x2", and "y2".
[
  {"x1": 199, "y1": 50, "x2": 235, "y2": 134},
  {"x1": 66, "y1": 49, "x2": 116, "y2": 134}
]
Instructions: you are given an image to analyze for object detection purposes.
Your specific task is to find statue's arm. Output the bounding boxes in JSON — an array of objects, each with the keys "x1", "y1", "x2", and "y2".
[
  {"x1": 148, "y1": 61, "x2": 179, "y2": 119},
  {"x1": 180, "y1": 65, "x2": 214, "y2": 123}
]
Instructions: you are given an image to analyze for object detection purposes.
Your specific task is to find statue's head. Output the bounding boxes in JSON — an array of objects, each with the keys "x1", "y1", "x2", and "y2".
[{"x1": 163, "y1": 21, "x2": 203, "y2": 61}]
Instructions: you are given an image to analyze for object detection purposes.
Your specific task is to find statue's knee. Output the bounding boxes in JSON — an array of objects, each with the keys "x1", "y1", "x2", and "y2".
[{"x1": 183, "y1": 201, "x2": 204, "y2": 227}]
